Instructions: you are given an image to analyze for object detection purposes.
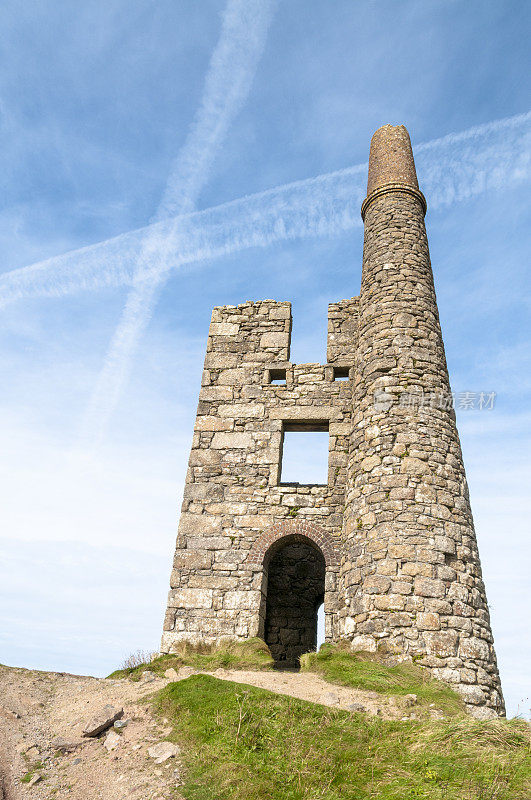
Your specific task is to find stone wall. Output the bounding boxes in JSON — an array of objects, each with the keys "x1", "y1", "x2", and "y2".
[
  {"x1": 161, "y1": 300, "x2": 352, "y2": 654},
  {"x1": 327, "y1": 298, "x2": 359, "y2": 365}
]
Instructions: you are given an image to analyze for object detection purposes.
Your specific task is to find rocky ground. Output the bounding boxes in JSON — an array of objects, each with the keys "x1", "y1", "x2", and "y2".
[
  {"x1": 0, "y1": 662, "x2": 429, "y2": 800},
  {"x1": 0, "y1": 664, "x2": 184, "y2": 800}
]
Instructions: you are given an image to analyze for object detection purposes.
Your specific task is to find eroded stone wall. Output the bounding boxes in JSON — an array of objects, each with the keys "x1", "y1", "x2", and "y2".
[
  {"x1": 327, "y1": 298, "x2": 359, "y2": 365},
  {"x1": 161, "y1": 300, "x2": 351, "y2": 653}
]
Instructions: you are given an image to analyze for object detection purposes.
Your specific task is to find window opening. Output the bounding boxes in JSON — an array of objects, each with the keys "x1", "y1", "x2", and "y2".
[
  {"x1": 333, "y1": 366, "x2": 350, "y2": 381},
  {"x1": 267, "y1": 368, "x2": 287, "y2": 385},
  {"x1": 279, "y1": 422, "x2": 329, "y2": 485}
]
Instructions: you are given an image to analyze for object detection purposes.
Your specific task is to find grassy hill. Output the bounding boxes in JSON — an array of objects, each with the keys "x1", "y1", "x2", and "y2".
[
  {"x1": 117, "y1": 640, "x2": 530, "y2": 800},
  {"x1": 155, "y1": 674, "x2": 529, "y2": 800}
]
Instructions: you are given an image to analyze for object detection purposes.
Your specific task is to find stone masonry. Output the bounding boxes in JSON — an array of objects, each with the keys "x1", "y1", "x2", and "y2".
[{"x1": 161, "y1": 124, "x2": 504, "y2": 718}]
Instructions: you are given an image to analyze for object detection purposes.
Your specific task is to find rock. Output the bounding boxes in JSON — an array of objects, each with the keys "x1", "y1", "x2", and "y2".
[
  {"x1": 468, "y1": 704, "x2": 498, "y2": 721},
  {"x1": 347, "y1": 703, "x2": 367, "y2": 713},
  {"x1": 459, "y1": 685, "x2": 486, "y2": 706},
  {"x1": 459, "y1": 636, "x2": 490, "y2": 661},
  {"x1": 141, "y1": 670, "x2": 157, "y2": 683},
  {"x1": 54, "y1": 739, "x2": 83, "y2": 753},
  {"x1": 164, "y1": 668, "x2": 179, "y2": 681},
  {"x1": 113, "y1": 719, "x2": 129, "y2": 730},
  {"x1": 178, "y1": 666, "x2": 195, "y2": 678},
  {"x1": 403, "y1": 694, "x2": 418, "y2": 707},
  {"x1": 1, "y1": 705, "x2": 21, "y2": 720},
  {"x1": 214, "y1": 668, "x2": 228, "y2": 678},
  {"x1": 28, "y1": 773, "x2": 43, "y2": 786},
  {"x1": 320, "y1": 692, "x2": 340, "y2": 705},
  {"x1": 82, "y1": 704, "x2": 124, "y2": 737},
  {"x1": 147, "y1": 741, "x2": 181, "y2": 764},
  {"x1": 103, "y1": 730, "x2": 121, "y2": 752},
  {"x1": 24, "y1": 745, "x2": 40, "y2": 760},
  {"x1": 72, "y1": 758, "x2": 82, "y2": 765}
]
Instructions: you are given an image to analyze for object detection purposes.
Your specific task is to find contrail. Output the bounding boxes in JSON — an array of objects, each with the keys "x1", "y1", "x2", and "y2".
[
  {"x1": 415, "y1": 110, "x2": 531, "y2": 206},
  {"x1": 0, "y1": 110, "x2": 529, "y2": 310},
  {"x1": 0, "y1": 164, "x2": 366, "y2": 306},
  {"x1": 155, "y1": 0, "x2": 277, "y2": 222},
  {"x1": 81, "y1": 0, "x2": 276, "y2": 446}
]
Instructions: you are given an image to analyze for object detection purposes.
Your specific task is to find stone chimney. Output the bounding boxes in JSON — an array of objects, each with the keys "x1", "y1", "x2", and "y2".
[{"x1": 338, "y1": 124, "x2": 504, "y2": 718}]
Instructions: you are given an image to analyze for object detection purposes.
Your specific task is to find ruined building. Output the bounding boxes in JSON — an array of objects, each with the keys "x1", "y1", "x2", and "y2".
[{"x1": 161, "y1": 125, "x2": 504, "y2": 718}]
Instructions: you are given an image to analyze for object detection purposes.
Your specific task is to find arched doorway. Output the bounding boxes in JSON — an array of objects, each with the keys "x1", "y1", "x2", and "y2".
[{"x1": 263, "y1": 536, "x2": 326, "y2": 668}]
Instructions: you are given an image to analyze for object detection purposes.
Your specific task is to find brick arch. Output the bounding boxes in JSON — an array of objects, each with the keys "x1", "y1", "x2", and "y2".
[{"x1": 246, "y1": 520, "x2": 340, "y2": 569}]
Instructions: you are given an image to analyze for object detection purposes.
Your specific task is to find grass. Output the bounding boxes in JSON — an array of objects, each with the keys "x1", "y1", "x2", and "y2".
[
  {"x1": 301, "y1": 643, "x2": 465, "y2": 716},
  {"x1": 107, "y1": 638, "x2": 274, "y2": 680},
  {"x1": 20, "y1": 761, "x2": 44, "y2": 783},
  {"x1": 153, "y1": 674, "x2": 531, "y2": 800}
]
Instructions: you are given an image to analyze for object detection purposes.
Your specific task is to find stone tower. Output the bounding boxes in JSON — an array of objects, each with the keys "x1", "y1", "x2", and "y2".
[{"x1": 161, "y1": 125, "x2": 504, "y2": 719}]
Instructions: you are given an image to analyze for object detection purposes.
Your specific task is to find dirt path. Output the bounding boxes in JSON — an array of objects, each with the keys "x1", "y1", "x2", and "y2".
[
  {"x1": 0, "y1": 663, "x2": 420, "y2": 799},
  {"x1": 208, "y1": 666, "x2": 409, "y2": 716}
]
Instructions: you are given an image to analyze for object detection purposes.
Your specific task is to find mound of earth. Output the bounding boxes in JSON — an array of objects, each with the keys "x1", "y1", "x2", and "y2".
[{"x1": 0, "y1": 661, "x2": 425, "y2": 799}]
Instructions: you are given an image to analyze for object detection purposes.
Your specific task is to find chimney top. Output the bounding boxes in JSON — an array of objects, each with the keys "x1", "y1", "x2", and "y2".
[{"x1": 362, "y1": 124, "x2": 426, "y2": 219}]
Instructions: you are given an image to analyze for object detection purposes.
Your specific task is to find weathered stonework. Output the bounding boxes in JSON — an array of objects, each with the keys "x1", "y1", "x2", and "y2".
[{"x1": 161, "y1": 124, "x2": 504, "y2": 719}]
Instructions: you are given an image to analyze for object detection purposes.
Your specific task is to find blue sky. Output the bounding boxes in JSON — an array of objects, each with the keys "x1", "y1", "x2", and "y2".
[{"x1": 0, "y1": 0, "x2": 529, "y2": 717}]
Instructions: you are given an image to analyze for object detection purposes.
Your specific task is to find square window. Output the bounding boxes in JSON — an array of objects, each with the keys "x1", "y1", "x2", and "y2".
[
  {"x1": 279, "y1": 422, "x2": 329, "y2": 485},
  {"x1": 333, "y1": 366, "x2": 350, "y2": 381},
  {"x1": 267, "y1": 368, "x2": 287, "y2": 385}
]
